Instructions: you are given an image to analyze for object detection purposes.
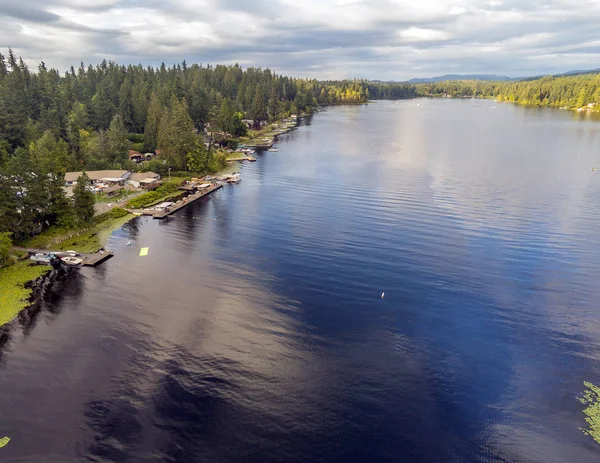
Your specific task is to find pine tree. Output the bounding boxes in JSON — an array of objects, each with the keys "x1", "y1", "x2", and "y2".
[
  {"x1": 106, "y1": 114, "x2": 129, "y2": 167},
  {"x1": 144, "y1": 92, "x2": 163, "y2": 152},
  {"x1": 157, "y1": 97, "x2": 197, "y2": 170},
  {"x1": 251, "y1": 86, "x2": 267, "y2": 128},
  {"x1": 186, "y1": 139, "x2": 210, "y2": 172},
  {"x1": 73, "y1": 172, "x2": 95, "y2": 224}
]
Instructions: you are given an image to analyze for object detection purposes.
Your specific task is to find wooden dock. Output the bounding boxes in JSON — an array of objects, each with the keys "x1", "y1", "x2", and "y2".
[
  {"x1": 228, "y1": 155, "x2": 256, "y2": 163},
  {"x1": 127, "y1": 183, "x2": 223, "y2": 219},
  {"x1": 82, "y1": 251, "x2": 114, "y2": 266},
  {"x1": 154, "y1": 183, "x2": 223, "y2": 219},
  {"x1": 14, "y1": 248, "x2": 115, "y2": 267}
]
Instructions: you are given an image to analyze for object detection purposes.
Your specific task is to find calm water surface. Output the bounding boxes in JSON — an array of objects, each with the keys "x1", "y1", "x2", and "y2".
[{"x1": 2, "y1": 99, "x2": 600, "y2": 462}]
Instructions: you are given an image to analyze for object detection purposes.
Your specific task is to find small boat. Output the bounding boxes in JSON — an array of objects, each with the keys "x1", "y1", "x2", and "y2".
[
  {"x1": 247, "y1": 156, "x2": 257, "y2": 162},
  {"x1": 268, "y1": 148, "x2": 279, "y2": 152},
  {"x1": 61, "y1": 256, "x2": 83, "y2": 267},
  {"x1": 228, "y1": 173, "x2": 241, "y2": 183},
  {"x1": 30, "y1": 253, "x2": 55, "y2": 264}
]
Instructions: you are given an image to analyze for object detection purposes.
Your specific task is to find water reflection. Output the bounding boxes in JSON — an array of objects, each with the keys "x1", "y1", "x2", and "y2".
[{"x1": 1, "y1": 101, "x2": 600, "y2": 462}]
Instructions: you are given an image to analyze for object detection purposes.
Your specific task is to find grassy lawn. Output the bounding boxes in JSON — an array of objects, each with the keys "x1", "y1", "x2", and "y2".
[
  {"x1": 226, "y1": 154, "x2": 248, "y2": 161},
  {"x1": 1, "y1": 209, "x2": 136, "y2": 327},
  {"x1": 125, "y1": 182, "x2": 183, "y2": 209},
  {"x1": 23, "y1": 209, "x2": 134, "y2": 254},
  {"x1": 0, "y1": 260, "x2": 52, "y2": 326},
  {"x1": 53, "y1": 213, "x2": 134, "y2": 253},
  {"x1": 96, "y1": 190, "x2": 139, "y2": 203}
]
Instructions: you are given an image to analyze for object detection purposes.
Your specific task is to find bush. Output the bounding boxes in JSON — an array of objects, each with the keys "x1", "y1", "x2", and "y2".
[
  {"x1": 0, "y1": 232, "x2": 12, "y2": 267},
  {"x1": 93, "y1": 207, "x2": 129, "y2": 225},
  {"x1": 208, "y1": 151, "x2": 228, "y2": 173},
  {"x1": 128, "y1": 133, "x2": 145, "y2": 143},
  {"x1": 145, "y1": 158, "x2": 168, "y2": 175},
  {"x1": 126, "y1": 183, "x2": 180, "y2": 209},
  {"x1": 131, "y1": 142, "x2": 145, "y2": 153}
]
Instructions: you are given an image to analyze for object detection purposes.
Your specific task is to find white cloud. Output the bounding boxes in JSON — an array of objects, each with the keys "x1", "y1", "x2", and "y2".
[
  {"x1": 449, "y1": 6, "x2": 467, "y2": 15},
  {"x1": 400, "y1": 27, "x2": 450, "y2": 42},
  {"x1": 0, "y1": 0, "x2": 600, "y2": 80}
]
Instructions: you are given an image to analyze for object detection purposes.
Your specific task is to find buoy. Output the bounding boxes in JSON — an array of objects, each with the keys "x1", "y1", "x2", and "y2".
[{"x1": 381, "y1": 292, "x2": 385, "y2": 299}]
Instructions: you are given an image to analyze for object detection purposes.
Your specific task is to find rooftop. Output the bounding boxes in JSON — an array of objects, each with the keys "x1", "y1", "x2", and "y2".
[
  {"x1": 130, "y1": 172, "x2": 160, "y2": 182},
  {"x1": 65, "y1": 170, "x2": 130, "y2": 183}
]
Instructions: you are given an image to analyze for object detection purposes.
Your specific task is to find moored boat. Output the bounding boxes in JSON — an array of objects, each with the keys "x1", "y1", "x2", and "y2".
[
  {"x1": 29, "y1": 253, "x2": 56, "y2": 264},
  {"x1": 61, "y1": 256, "x2": 84, "y2": 267}
]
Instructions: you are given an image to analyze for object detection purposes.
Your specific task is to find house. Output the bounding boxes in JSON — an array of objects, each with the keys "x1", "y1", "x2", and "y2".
[
  {"x1": 129, "y1": 150, "x2": 143, "y2": 163},
  {"x1": 65, "y1": 170, "x2": 131, "y2": 186},
  {"x1": 127, "y1": 171, "x2": 161, "y2": 189},
  {"x1": 102, "y1": 185, "x2": 123, "y2": 197}
]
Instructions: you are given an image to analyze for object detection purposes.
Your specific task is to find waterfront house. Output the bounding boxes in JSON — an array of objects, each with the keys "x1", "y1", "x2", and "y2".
[
  {"x1": 65, "y1": 170, "x2": 131, "y2": 186},
  {"x1": 128, "y1": 172, "x2": 161, "y2": 189},
  {"x1": 129, "y1": 150, "x2": 143, "y2": 163},
  {"x1": 102, "y1": 185, "x2": 123, "y2": 197}
]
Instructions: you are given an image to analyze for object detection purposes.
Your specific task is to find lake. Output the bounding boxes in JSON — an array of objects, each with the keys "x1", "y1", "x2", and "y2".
[{"x1": 2, "y1": 99, "x2": 600, "y2": 462}]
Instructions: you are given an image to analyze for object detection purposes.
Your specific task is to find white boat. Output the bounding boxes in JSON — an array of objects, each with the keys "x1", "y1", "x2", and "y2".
[
  {"x1": 30, "y1": 253, "x2": 55, "y2": 264},
  {"x1": 268, "y1": 148, "x2": 279, "y2": 152},
  {"x1": 61, "y1": 256, "x2": 84, "y2": 267},
  {"x1": 228, "y1": 173, "x2": 241, "y2": 183}
]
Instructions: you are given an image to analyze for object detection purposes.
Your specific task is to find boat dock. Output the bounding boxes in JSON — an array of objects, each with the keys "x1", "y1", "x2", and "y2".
[
  {"x1": 14, "y1": 248, "x2": 115, "y2": 267},
  {"x1": 231, "y1": 156, "x2": 256, "y2": 162},
  {"x1": 81, "y1": 251, "x2": 115, "y2": 266},
  {"x1": 127, "y1": 183, "x2": 223, "y2": 219}
]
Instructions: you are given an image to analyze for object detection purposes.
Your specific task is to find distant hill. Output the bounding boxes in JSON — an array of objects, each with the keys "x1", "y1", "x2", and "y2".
[
  {"x1": 406, "y1": 69, "x2": 600, "y2": 84},
  {"x1": 556, "y1": 68, "x2": 600, "y2": 77},
  {"x1": 408, "y1": 74, "x2": 512, "y2": 84}
]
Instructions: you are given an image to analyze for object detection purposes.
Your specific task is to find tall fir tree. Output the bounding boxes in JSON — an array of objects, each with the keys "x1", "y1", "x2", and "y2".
[{"x1": 73, "y1": 172, "x2": 96, "y2": 224}]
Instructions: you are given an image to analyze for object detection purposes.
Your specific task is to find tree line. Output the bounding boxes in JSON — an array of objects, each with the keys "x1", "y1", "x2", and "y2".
[
  {"x1": 414, "y1": 73, "x2": 600, "y2": 108},
  {"x1": 0, "y1": 50, "x2": 416, "y2": 248},
  {"x1": 2, "y1": 46, "x2": 597, "y2": 249}
]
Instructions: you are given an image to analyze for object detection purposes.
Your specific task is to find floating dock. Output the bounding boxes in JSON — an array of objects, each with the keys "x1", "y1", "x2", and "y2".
[{"x1": 82, "y1": 251, "x2": 114, "y2": 266}]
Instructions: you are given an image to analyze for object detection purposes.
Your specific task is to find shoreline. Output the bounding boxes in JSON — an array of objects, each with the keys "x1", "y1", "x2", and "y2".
[
  {"x1": 1, "y1": 211, "x2": 136, "y2": 326},
  {"x1": 414, "y1": 94, "x2": 600, "y2": 113},
  {"x1": 1, "y1": 114, "x2": 305, "y2": 327}
]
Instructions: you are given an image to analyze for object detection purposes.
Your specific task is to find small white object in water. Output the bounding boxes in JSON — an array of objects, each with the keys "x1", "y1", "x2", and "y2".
[
  {"x1": 126, "y1": 241, "x2": 131, "y2": 246},
  {"x1": 381, "y1": 292, "x2": 385, "y2": 299}
]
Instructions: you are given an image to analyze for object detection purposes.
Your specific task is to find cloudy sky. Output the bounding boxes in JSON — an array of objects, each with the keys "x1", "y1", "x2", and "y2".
[{"x1": 0, "y1": 0, "x2": 598, "y2": 80}]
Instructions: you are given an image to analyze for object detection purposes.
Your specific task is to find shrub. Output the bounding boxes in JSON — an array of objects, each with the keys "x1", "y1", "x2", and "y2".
[
  {"x1": 93, "y1": 207, "x2": 129, "y2": 225},
  {"x1": 126, "y1": 183, "x2": 180, "y2": 209},
  {"x1": 0, "y1": 232, "x2": 12, "y2": 267},
  {"x1": 128, "y1": 133, "x2": 145, "y2": 143},
  {"x1": 131, "y1": 142, "x2": 145, "y2": 153}
]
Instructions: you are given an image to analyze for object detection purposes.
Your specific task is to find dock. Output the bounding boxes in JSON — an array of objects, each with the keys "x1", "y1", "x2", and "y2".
[
  {"x1": 227, "y1": 156, "x2": 256, "y2": 163},
  {"x1": 81, "y1": 251, "x2": 115, "y2": 266},
  {"x1": 14, "y1": 248, "x2": 115, "y2": 267},
  {"x1": 127, "y1": 183, "x2": 223, "y2": 219}
]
